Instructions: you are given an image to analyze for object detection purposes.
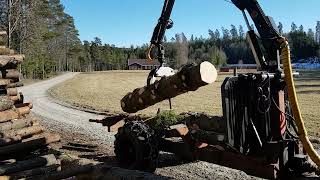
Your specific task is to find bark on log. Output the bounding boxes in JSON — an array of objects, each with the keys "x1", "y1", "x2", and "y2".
[
  {"x1": 0, "y1": 48, "x2": 14, "y2": 55},
  {"x1": 121, "y1": 61, "x2": 218, "y2": 113},
  {"x1": 6, "y1": 88, "x2": 17, "y2": 96},
  {"x1": 0, "y1": 96, "x2": 13, "y2": 111},
  {"x1": 0, "y1": 133, "x2": 60, "y2": 156},
  {"x1": 0, "y1": 109, "x2": 19, "y2": 123},
  {"x1": 0, "y1": 154, "x2": 58, "y2": 175},
  {"x1": 16, "y1": 106, "x2": 31, "y2": 116},
  {"x1": 0, "y1": 55, "x2": 24, "y2": 69},
  {"x1": 0, "y1": 79, "x2": 12, "y2": 86},
  {"x1": 1, "y1": 125, "x2": 44, "y2": 139},
  {"x1": 6, "y1": 82, "x2": 23, "y2": 88},
  {"x1": 9, "y1": 93, "x2": 23, "y2": 104},
  {"x1": 0, "y1": 117, "x2": 37, "y2": 131},
  {"x1": 2, "y1": 69, "x2": 19, "y2": 80}
]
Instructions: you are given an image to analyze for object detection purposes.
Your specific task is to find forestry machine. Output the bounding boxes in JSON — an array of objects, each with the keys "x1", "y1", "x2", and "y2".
[{"x1": 115, "y1": 0, "x2": 320, "y2": 179}]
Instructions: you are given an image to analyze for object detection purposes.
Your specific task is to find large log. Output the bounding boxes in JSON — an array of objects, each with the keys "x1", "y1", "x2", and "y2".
[
  {"x1": 0, "y1": 55, "x2": 24, "y2": 69},
  {"x1": 0, "y1": 154, "x2": 58, "y2": 175},
  {"x1": 0, "y1": 96, "x2": 13, "y2": 111},
  {"x1": 6, "y1": 82, "x2": 23, "y2": 88},
  {"x1": 0, "y1": 133, "x2": 60, "y2": 156},
  {"x1": 6, "y1": 88, "x2": 17, "y2": 96},
  {"x1": 0, "y1": 79, "x2": 12, "y2": 86},
  {"x1": 121, "y1": 61, "x2": 218, "y2": 113},
  {"x1": 1, "y1": 69, "x2": 19, "y2": 80},
  {"x1": 0, "y1": 109, "x2": 19, "y2": 123},
  {"x1": 0, "y1": 125, "x2": 45, "y2": 146},
  {"x1": 0, "y1": 105, "x2": 31, "y2": 123},
  {"x1": 1, "y1": 125, "x2": 44, "y2": 139},
  {"x1": 0, "y1": 48, "x2": 14, "y2": 55},
  {"x1": 0, "y1": 117, "x2": 37, "y2": 131}
]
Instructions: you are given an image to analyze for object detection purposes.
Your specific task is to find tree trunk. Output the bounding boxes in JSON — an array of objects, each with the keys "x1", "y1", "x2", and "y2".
[{"x1": 121, "y1": 61, "x2": 218, "y2": 113}]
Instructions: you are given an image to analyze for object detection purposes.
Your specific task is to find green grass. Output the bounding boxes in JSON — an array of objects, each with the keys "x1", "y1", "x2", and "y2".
[{"x1": 48, "y1": 70, "x2": 320, "y2": 139}]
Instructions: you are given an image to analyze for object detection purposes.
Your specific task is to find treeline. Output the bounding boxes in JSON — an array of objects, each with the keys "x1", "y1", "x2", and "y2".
[
  {"x1": 1, "y1": 0, "x2": 320, "y2": 79},
  {"x1": 82, "y1": 22, "x2": 320, "y2": 70},
  {"x1": 0, "y1": 0, "x2": 82, "y2": 79}
]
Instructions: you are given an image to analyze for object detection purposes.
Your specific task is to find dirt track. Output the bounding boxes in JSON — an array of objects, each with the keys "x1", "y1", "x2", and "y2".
[{"x1": 19, "y1": 72, "x2": 115, "y2": 146}]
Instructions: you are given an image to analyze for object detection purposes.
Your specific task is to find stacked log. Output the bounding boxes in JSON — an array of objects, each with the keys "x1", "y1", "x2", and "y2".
[
  {"x1": 0, "y1": 33, "x2": 62, "y2": 179},
  {"x1": 0, "y1": 32, "x2": 167, "y2": 180}
]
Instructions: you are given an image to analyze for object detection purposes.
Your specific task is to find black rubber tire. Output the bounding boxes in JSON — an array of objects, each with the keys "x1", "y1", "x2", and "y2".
[{"x1": 114, "y1": 121, "x2": 159, "y2": 172}]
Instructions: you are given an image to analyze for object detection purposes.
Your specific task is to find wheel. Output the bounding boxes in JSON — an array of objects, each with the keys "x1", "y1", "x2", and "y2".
[{"x1": 114, "y1": 121, "x2": 159, "y2": 172}]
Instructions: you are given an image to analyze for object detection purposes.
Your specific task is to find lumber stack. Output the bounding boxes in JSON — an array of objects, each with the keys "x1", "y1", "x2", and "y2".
[
  {"x1": 0, "y1": 33, "x2": 162, "y2": 179},
  {"x1": 0, "y1": 32, "x2": 62, "y2": 179}
]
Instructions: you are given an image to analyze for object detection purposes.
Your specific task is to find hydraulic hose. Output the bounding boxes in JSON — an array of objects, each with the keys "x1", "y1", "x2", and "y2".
[{"x1": 278, "y1": 37, "x2": 320, "y2": 168}]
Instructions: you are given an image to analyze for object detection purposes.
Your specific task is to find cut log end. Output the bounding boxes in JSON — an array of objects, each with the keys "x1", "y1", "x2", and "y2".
[{"x1": 200, "y1": 61, "x2": 218, "y2": 84}]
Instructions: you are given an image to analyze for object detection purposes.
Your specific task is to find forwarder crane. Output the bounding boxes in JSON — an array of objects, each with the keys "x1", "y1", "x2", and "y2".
[{"x1": 115, "y1": 0, "x2": 320, "y2": 178}]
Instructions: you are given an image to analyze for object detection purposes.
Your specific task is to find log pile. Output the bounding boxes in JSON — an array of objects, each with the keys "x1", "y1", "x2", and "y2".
[
  {"x1": 0, "y1": 32, "x2": 62, "y2": 179},
  {"x1": 0, "y1": 33, "x2": 165, "y2": 179}
]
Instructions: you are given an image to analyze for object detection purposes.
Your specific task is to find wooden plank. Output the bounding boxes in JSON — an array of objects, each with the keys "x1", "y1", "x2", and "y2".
[{"x1": 0, "y1": 55, "x2": 24, "y2": 69}]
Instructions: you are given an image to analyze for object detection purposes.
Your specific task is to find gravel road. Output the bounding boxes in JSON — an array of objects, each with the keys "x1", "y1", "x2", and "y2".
[{"x1": 19, "y1": 72, "x2": 115, "y2": 146}]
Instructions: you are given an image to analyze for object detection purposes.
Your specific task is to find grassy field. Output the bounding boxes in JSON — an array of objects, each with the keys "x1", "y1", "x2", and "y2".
[{"x1": 48, "y1": 70, "x2": 320, "y2": 138}]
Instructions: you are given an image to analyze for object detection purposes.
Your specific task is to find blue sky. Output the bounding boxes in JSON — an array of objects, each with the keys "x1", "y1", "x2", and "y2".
[{"x1": 61, "y1": 0, "x2": 320, "y2": 47}]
